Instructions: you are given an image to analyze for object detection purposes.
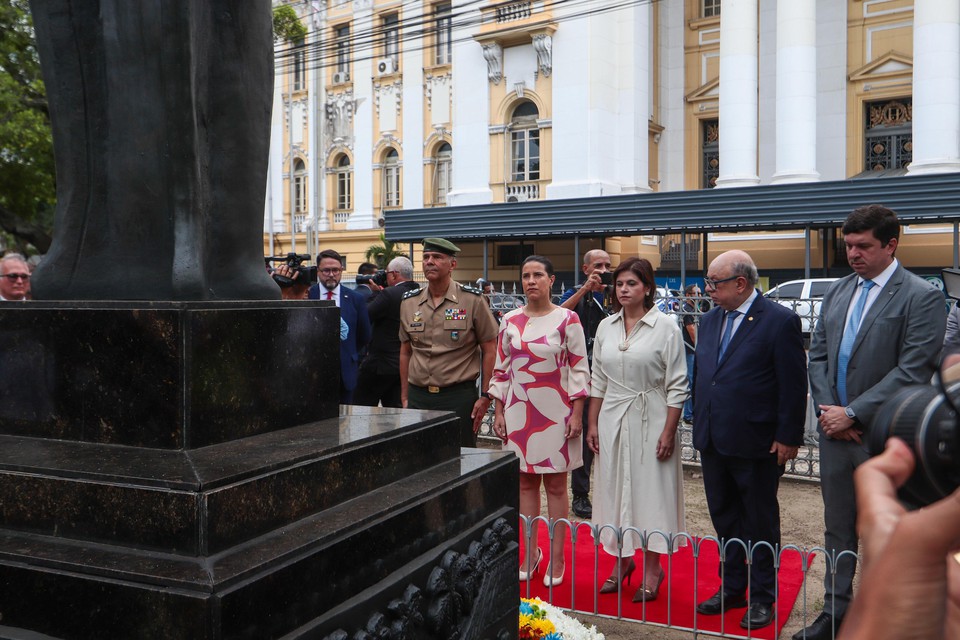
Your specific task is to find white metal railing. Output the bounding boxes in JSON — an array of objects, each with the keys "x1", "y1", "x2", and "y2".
[
  {"x1": 519, "y1": 515, "x2": 847, "y2": 640},
  {"x1": 506, "y1": 182, "x2": 540, "y2": 202},
  {"x1": 293, "y1": 214, "x2": 307, "y2": 232}
]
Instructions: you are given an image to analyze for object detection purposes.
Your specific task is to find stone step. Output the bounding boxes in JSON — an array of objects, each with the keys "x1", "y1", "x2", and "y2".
[
  {"x1": 0, "y1": 407, "x2": 461, "y2": 554},
  {"x1": 0, "y1": 448, "x2": 519, "y2": 640}
]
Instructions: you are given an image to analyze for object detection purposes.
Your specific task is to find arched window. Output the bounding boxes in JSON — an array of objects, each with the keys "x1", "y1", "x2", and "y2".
[
  {"x1": 510, "y1": 101, "x2": 540, "y2": 182},
  {"x1": 293, "y1": 159, "x2": 307, "y2": 213},
  {"x1": 434, "y1": 143, "x2": 452, "y2": 205},
  {"x1": 383, "y1": 148, "x2": 400, "y2": 207},
  {"x1": 335, "y1": 155, "x2": 352, "y2": 210}
]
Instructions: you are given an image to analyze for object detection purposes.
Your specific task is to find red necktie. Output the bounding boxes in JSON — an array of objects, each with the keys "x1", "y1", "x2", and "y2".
[{"x1": 326, "y1": 291, "x2": 333, "y2": 301}]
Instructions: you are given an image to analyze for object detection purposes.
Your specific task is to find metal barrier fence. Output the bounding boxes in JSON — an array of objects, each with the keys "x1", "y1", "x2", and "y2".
[
  {"x1": 478, "y1": 418, "x2": 821, "y2": 481},
  {"x1": 520, "y1": 515, "x2": 852, "y2": 639}
]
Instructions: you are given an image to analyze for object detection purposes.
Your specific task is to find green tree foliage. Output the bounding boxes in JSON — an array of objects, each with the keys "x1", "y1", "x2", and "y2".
[
  {"x1": 273, "y1": 4, "x2": 307, "y2": 43},
  {"x1": 0, "y1": 0, "x2": 54, "y2": 253},
  {"x1": 365, "y1": 232, "x2": 405, "y2": 269}
]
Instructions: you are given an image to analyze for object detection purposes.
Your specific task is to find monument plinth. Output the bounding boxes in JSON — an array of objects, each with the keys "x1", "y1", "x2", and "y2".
[{"x1": 0, "y1": 1, "x2": 519, "y2": 637}]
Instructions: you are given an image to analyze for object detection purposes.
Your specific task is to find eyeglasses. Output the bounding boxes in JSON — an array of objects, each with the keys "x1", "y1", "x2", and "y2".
[
  {"x1": 1, "y1": 274, "x2": 29, "y2": 281},
  {"x1": 385, "y1": 270, "x2": 399, "y2": 276},
  {"x1": 703, "y1": 275, "x2": 739, "y2": 289},
  {"x1": 319, "y1": 268, "x2": 342, "y2": 275}
]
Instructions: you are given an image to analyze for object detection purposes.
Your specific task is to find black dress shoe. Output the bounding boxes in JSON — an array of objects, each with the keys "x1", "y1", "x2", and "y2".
[
  {"x1": 740, "y1": 602, "x2": 774, "y2": 629},
  {"x1": 696, "y1": 590, "x2": 748, "y2": 615},
  {"x1": 572, "y1": 495, "x2": 592, "y2": 519},
  {"x1": 792, "y1": 612, "x2": 841, "y2": 640}
]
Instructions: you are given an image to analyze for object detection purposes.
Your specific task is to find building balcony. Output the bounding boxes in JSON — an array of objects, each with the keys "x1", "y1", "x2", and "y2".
[{"x1": 505, "y1": 181, "x2": 540, "y2": 202}]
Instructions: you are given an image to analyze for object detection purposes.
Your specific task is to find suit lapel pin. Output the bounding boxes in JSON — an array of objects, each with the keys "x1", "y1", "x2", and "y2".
[{"x1": 748, "y1": 316, "x2": 754, "y2": 321}]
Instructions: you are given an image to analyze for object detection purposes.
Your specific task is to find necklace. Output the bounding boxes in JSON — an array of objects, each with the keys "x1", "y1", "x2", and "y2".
[{"x1": 618, "y1": 316, "x2": 644, "y2": 351}]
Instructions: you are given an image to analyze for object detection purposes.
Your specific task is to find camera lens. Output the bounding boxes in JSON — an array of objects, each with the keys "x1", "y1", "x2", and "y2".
[{"x1": 869, "y1": 383, "x2": 960, "y2": 507}]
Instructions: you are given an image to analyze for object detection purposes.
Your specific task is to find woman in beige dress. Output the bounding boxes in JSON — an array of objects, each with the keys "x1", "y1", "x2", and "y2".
[{"x1": 586, "y1": 257, "x2": 688, "y2": 602}]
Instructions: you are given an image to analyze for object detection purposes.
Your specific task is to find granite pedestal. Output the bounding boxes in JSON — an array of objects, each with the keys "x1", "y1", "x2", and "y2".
[{"x1": 0, "y1": 303, "x2": 519, "y2": 639}]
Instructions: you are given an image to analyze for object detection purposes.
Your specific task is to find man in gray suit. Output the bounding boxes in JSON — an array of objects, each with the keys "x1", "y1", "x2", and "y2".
[{"x1": 800, "y1": 204, "x2": 946, "y2": 640}]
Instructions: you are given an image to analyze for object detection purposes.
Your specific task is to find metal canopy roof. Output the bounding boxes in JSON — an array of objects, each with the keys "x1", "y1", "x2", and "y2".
[{"x1": 384, "y1": 172, "x2": 960, "y2": 242}]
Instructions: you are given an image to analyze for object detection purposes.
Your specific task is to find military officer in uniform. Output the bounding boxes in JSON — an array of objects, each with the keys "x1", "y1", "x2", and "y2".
[{"x1": 399, "y1": 238, "x2": 499, "y2": 447}]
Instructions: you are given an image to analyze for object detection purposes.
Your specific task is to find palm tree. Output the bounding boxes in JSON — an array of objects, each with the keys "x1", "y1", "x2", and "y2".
[{"x1": 364, "y1": 232, "x2": 405, "y2": 268}]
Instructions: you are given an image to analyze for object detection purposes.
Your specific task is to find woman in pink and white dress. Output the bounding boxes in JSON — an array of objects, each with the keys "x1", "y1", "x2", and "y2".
[{"x1": 489, "y1": 255, "x2": 591, "y2": 588}]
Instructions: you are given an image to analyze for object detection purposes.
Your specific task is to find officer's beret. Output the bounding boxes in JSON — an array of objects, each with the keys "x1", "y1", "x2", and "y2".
[{"x1": 422, "y1": 237, "x2": 460, "y2": 256}]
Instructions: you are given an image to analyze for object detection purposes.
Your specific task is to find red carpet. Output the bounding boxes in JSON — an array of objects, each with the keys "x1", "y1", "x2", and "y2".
[{"x1": 519, "y1": 521, "x2": 815, "y2": 639}]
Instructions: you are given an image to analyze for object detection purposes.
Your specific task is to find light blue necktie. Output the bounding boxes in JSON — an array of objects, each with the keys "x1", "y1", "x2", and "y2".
[
  {"x1": 718, "y1": 310, "x2": 741, "y2": 362},
  {"x1": 837, "y1": 279, "x2": 875, "y2": 405}
]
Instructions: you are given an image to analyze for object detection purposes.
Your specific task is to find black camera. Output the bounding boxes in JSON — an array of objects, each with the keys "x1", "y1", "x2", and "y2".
[
  {"x1": 265, "y1": 253, "x2": 317, "y2": 288},
  {"x1": 869, "y1": 370, "x2": 960, "y2": 507},
  {"x1": 599, "y1": 272, "x2": 613, "y2": 286},
  {"x1": 357, "y1": 270, "x2": 388, "y2": 288}
]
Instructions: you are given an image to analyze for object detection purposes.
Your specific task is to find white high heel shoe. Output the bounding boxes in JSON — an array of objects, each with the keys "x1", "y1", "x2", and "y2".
[
  {"x1": 542, "y1": 561, "x2": 565, "y2": 588},
  {"x1": 519, "y1": 548, "x2": 543, "y2": 581}
]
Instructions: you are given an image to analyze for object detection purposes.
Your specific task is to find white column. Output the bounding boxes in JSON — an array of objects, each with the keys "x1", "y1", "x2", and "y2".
[
  {"x1": 447, "y1": 2, "x2": 492, "y2": 206},
  {"x1": 347, "y1": 6, "x2": 376, "y2": 229},
  {"x1": 401, "y1": 2, "x2": 424, "y2": 210},
  {"x1": 309, "y1": 26, "x2": 328, "y2": 237},
  {"x1": 908, "y1": 0, "x2": 960, "y2": 175},
  {"x1": 547, "y1": 0, "x2": 628, "y2": 199},
  {"x1": 264, "y1": 83, "x2": 287, "y2": 235},
  {"x1": 658, "y1": 0, "x2": 686, "y2": 191},
  {"x1": 716, "y1": 0, "x2": 760, "y2": 188},
  {"x1": 625, "y1": 1, "x2": 652, "y2": 193},
  {"x1": 772, "y1": 0, "x2": 819, "y2": 183}
]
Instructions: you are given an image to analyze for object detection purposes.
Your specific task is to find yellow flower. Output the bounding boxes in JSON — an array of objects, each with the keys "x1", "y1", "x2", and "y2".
[{"x1": 531, "y1": 619, "x2": 556, "y2": 635}]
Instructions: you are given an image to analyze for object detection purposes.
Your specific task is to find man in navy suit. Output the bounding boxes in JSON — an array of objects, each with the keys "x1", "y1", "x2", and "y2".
[
  {"x1": 692, "y1": 250, "x2": 807, "y2": 630},
  {"x1": 309, "y1": 249, "x2": 371, "y2": 404}
]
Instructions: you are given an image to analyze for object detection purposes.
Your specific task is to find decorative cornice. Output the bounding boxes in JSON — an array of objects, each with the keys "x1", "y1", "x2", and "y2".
[
  {"x1": 374, "y1": 79, "x2": 404, "y2": 118},
  {"x1": 481, "y1": 43, "x2": 503, "y2": 84},
  {"x1": 531, "y1": 33, "x2": 552, "y2": 77},
  {"x1": 423, "y1": 73, "x2": 452, "y2": 111}
]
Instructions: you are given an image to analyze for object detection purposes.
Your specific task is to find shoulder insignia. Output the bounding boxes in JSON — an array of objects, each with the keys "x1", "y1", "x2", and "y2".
[
  {"x1": 402, "y1": 289, "x2": 421, "y2": 300},
  {"x1": 460, "y1": 284, "x2": 483, "y2": 296}
]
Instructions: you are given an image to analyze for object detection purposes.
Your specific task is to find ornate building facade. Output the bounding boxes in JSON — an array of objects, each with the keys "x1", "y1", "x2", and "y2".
[{"x1": 264, "y1": 0, "x2": 960, "y2": 284}]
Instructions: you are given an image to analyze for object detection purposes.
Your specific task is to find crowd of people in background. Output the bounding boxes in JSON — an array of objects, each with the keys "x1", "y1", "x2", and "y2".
[{"x1": 257, "y1": 203, "x2": 959, "y2": 639}]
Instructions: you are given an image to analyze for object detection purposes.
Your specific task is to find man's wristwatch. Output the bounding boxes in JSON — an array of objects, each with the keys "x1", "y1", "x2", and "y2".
[
  {"x1": 844, "y1": 406, "x2": 856, "y2": 420},
  {"x1": 480, "y1": 391, "x2": 491, "y2": 400}
]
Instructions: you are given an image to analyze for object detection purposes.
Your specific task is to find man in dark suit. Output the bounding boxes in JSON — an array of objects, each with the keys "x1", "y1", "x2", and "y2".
[
  {"x1": 799, "y1": 205, "x2": 946, "y2": 640},
  {"x1": 353, "y1": 256, "x2": 420, "y2": 408},
  {"x1": 309, "y1": 249, "x2": 371, "y2": 404},
  {"x1": 693, "y1": 250, "x2": 807, "y2": 631},
  {"x1": 559, "y1": 248, "x2": 613, "y2": 519}
]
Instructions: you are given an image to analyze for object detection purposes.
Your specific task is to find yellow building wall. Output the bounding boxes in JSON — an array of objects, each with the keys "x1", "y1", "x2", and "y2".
[{"x1": 845, "y1": 0, "x2": 914, "y2": 177}]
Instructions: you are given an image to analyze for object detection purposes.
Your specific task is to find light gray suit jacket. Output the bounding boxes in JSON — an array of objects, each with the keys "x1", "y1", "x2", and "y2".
[{"x1": 808, "y1": 263, "x2": 946, "y2": 431}]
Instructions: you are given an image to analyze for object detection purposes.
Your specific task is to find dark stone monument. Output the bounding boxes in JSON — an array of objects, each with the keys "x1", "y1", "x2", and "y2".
[{"x1": 0, "y1": 3, "x2": 519, "y2": 638}]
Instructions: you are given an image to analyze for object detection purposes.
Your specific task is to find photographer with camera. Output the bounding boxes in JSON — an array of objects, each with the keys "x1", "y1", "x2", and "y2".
[
  {"x1": 559, "y1": 249, "x2": 614, "y2": 520},
  {"x1": 803, "y1": 205, "x2": 947, "y2": 640},
  {"x1": 837, "y1": 435, "x2": 960, "y2": 639},
  {"x1": 354, "y1": 262, "x2": 381, "y2": 301},
  {"x1": 354, "y1": 257, "x2": 420, "y2": 408},
  {"x1": 266, "y1": 253, "x2": 316, "y2": 300}
]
